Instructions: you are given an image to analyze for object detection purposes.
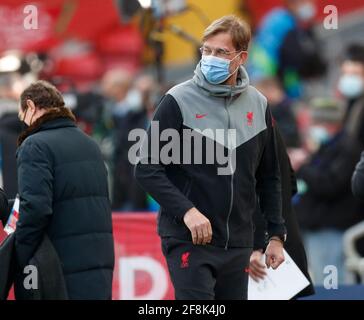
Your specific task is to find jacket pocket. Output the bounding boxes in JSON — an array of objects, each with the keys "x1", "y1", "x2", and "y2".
[{"x1": 161, "y1": 236, "x2": 190, "y2": 256}]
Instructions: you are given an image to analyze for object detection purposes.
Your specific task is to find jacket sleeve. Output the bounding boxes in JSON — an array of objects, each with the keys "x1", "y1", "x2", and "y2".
[
  {"x1": 15, "y1": 139, "x2": 53, "y2": 269},
  {"x1": 352, "y1": 151, "x2": 364, "y2": 199},
  {"x1": 253, "y1": 204, "x2": 268, "y2": 251},
  {"x1": 298, "y1": 137, "x2": 361, "y2": 199},
  {"x1": 290, "y1": 161, "x2": 298, "y2": 196},
  {"x1": 280, "y1": 28, "x2": 327, "y2": 79},
  {"x1": 255, "y1": 108, "x2": 286, "y2": 239},
  {"x1": 0, "y1": 187, "x2": 9, "y2": 227},
  {"x1": 135, "y1": 94, "x2": 195, "y2": 220}
]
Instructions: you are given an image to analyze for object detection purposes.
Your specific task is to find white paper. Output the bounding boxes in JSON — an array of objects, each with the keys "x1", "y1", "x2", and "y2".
[
  {"x1": 248, "y1": 249, "x2": 310, "y2": 300},
  {"x1": 4, "y1": 195, "x2": 20, "y2": 235}
]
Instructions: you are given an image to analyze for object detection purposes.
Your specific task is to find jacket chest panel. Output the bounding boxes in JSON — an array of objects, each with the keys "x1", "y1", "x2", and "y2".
[{"x1": 181, "y1": 96, "x2": 267, "y2": 150}]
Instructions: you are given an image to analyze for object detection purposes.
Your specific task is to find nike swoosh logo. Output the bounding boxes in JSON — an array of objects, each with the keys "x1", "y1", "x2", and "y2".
[{"x1": 195, "y1": 113, "x2": 208, "y2": 119}]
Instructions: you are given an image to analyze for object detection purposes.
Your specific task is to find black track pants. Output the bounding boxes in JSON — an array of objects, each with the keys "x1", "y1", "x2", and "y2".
[{"x1": 161, "y1": 237, "x2": 252, "y2": 300}]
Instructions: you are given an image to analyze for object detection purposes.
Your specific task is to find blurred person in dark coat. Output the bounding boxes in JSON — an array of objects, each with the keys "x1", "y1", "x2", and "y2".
[
  {"x1": 14, "y1": 80, "x2": 114, "y2": 299},
  {"x1": 294, "y1": 44, "x2": 364, "y2": 285},
  {"x1": 98, "y1": 69, "x2": 133, "y2": 206},
  {"x1": 0, "y1": 75, "x2": 23, "y2": 198},
  {"x1": 295, "y1": 134, "x2": 363, "y2": 285},
  {"x1": 112, "y1": 74, "x2": 159, "y2": 211},
  {"x1": 339, "y1": 44, "x2": 364, "y2": 148},
  {"x1": 351, "y1": 46, "x2": 364, "y2": 197},
  {"x1": 352, "y1": 153, "x2": 364, "y2": 199},
  {"x1": 248, "y1": 0, "x2": 326, "y2": 98},
  {"x1": 250, "y1": 126, "x2": 314, "y2": 298},
  {"x1": 0, "y1": 113, "x2": 23, "y2": 198},
  {"x1": 351, "y1": 151, "x2": 364, "y2": 265},
  {"x1": 255, "y1": 77, "x2": 301, "y2": 148}
]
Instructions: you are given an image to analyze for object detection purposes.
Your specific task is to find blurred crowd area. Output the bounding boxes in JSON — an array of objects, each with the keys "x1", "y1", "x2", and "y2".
[{"x1": 1, "y1": 0, "x2": 364, "y2": 285}]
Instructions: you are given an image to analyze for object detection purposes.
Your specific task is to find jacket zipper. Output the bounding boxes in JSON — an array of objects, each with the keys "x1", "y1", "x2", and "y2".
[{"x1": 224, "y1": 89, "x2": 234, "y2": 250}]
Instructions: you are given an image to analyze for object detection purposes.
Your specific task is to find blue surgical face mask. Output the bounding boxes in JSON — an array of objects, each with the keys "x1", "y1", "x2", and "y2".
[
  {"x1": 296, "y1": 3, "x2": 316, "y2": 22},
  {"x1": 309, "y1": 126, "x2": 331, "y2": 146},
  {"x1": 125, "y1": 89, "x2": 143, "y2": 111},
  {"x1": 200, "y1": 53, "x2": 241, "y2": 85},
  {"x1": 338, "y1": 74, "x2": 364, "y2": 99}
]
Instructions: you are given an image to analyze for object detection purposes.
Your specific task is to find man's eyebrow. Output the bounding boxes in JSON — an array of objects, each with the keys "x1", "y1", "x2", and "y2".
[
  {"x1": 203, "y1": 45, "x2": 230, "y2": 51},
  {"x1": 217, "y1": 47, "x2": 230, "y2": 52}
]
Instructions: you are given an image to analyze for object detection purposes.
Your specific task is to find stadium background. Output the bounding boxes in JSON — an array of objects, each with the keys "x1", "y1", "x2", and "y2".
[{"x1": 1, "y1": 0, "x2": 364, "y2": 300}]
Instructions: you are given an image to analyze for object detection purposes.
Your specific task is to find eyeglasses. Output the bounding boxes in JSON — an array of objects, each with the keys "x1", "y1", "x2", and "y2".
[{"x1": 199, "y1": 46, "x2": 242, "y2": 58}]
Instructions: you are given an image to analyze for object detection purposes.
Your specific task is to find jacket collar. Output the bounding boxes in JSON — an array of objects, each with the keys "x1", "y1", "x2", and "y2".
[{"x1": 17, "y1": 107, "x2": 76, "y2": 146}]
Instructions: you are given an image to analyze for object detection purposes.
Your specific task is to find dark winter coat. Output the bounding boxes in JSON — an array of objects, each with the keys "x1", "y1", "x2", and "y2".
[
  {"x1": 1, "y1": 233, "x2": 68, "y2": 300},
  {"x1": 352, "y1": 151, "x2": 364, "y2": 199},
  {"x1": 113, "y1": 109, "x2": 149, "y2": 210},
  {"x1": 0, "y1": 113, "x2": 23, "y2": 198},
  {"x1": 15, "y1": 107, "x2": 114, "y2": 300},
  {"x1": 295, "y1": 132, "x2": 364, "y2": 231}
]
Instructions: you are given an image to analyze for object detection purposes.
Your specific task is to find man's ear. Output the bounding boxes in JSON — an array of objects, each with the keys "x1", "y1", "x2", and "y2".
[
  {"x1": 26, "y1": 99, "x2": 36, "y2": 112},
  {"x1": 240, "y1": 51, "x2": 249, "y2": 65}
]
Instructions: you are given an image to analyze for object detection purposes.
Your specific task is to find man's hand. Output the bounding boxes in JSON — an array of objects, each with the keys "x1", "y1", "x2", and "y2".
[
  {"x1": 249, "y1": 250, "x2": 267, "y2": 282},
  {"x1": 183, "y1": 207, "x2": 212, "y2": 245},
  {"x1": 265, "y1": 237, "x2": 285, "y2": 269}
]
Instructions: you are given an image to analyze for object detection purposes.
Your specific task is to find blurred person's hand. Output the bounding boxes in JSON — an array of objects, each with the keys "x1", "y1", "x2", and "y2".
[
  {"x1": 265, "y1": 237, "x2": 285, "y2": 269},
  {"x1": 183, "y1": 207, "x2": 212, "y2": 245},
  {"x1": 249, "y1": 250, "x2": 267, "y2": 282},
  {"x1": 287, "y1": 147, "x2": 309, "y2": 171}
]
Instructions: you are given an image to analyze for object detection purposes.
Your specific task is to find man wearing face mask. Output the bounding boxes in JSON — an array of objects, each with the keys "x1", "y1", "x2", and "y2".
[
  {"x1": 338, "y1": 44, "x2": 364, "y2": 140},
  {"x1": 248, "y1": 0, "x2": 326, "y2": 98},
  {"x1": 135, "y1": 15, "x2": 286, "y2": 300},
  {"x1": 294, "y1": 44, "x2": 364, "y2": 285},
  {"x1": 14, "y1": 81, "x2": 114, "y2": 299},
  {"x1": 344, "y1": 44, "x2": 364, "y2": 198}
]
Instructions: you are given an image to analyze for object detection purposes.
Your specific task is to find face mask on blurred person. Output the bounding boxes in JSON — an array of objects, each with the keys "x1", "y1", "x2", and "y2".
[
  {"x1": 18, "y1": 107, "x2": 29, "y2": 129},
  {"x1": 296, "y1": 3, "x2": 316, "y2": 21},
  {"x1": 125, "y1": 89, "x2": 143, "y2": 112},
  {"x1": 338, "y1": 74, "x2": 364, "y2": 99},
  {"x1": 309, "y1": 126, "x2": 331, "y2": 146},
  {"x1": 201, "y1": 53, "x2": 241, "y2": 85}
]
